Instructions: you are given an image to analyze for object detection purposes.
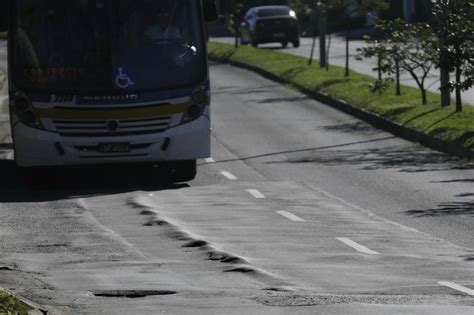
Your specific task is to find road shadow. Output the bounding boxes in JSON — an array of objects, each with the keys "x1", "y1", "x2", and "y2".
[
  {"x1": 257, "y1": 96, "x2": 310, "y2": 104},
  {"x1": 211, "y1": 84, "x2": 280, "y2": 97},
  {"x1": 319, "y1": 121, "x2": 381, "y2": 135},
  {"x1": 404, "y1": 201, "x2": 474, "y2": 217},
  {"x1": 267, "y1": 144, "x2": 474, "y2": 173},
  {"x1": 0, "y1": 159, "x2": 188, "y2": 203}
]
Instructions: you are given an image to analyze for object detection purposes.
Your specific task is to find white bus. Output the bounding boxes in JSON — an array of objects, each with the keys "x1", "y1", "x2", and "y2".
[{"x1": 0, "y1": 0, "x2": 217, "y2": 182}]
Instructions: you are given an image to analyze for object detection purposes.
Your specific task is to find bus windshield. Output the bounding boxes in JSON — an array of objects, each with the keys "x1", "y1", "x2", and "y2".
[{"x1": 12, "y1": 0, "x2": 206, "y2": 93}]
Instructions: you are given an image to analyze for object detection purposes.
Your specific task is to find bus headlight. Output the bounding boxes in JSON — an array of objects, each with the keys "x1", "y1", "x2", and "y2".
[
  {"x1": 13, "y1": 97, "x2": 44, "y2": 129},
  {"x1": 181, "y1": 89, "x2": 208, "y2": 124}
]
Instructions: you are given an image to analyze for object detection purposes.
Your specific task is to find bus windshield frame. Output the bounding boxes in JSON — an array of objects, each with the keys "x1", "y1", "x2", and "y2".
[{"x1": 9, "y1": 0, "x2": 208, "y2": 95}]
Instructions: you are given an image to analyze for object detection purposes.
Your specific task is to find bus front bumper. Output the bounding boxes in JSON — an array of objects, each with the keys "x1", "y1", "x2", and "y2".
[{"x1": 13, "y1": 116, "x2": 211, "y2": 167}]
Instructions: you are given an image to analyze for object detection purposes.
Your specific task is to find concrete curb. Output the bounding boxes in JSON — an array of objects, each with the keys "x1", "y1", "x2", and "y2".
[{"x1": 210, "y1": 56, "x2": 473, "y2": 160}]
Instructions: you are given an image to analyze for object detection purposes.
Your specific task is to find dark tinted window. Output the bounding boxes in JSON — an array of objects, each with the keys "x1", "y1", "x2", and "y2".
[
  {"x1": 257, "y1": 7, "x2": 290, "y2": 17},
  {"x1": 12, "y1": 0, "x2": 206, "y2": 93}
]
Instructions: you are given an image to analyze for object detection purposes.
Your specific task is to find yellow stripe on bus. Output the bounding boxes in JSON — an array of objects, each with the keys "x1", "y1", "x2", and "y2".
[{"x1": 36, "y1": 103, "x2": 189, "y2": 120}]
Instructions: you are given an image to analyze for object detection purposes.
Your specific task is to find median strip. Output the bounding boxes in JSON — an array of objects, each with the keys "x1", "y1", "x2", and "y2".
[{"x1": 336, "y1": 237, "x2": 380, "y2": 255}]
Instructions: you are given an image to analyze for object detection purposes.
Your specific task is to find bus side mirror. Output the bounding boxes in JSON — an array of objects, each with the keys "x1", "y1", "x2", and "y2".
[{"x1": 203, "y1": 0, "x2": 218, "y2": 23}]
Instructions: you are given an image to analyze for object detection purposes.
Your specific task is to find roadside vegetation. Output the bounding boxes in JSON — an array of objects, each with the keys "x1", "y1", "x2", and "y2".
[
  {"x1": 0, "y1": 290, "x2": 32, "y2": 315},
  {"x1": 208, "y1": 41, "x2": 474, "y2": 154}
]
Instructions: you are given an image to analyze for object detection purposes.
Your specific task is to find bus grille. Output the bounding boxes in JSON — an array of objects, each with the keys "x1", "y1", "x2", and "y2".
[{"x1": 53, "y1": 117, "x2": 172, "y2": 137}]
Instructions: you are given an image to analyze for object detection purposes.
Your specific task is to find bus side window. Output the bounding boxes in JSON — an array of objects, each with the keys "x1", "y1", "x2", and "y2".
[
  {"x1": 0, "y1": 4, "x2": 8, "y2": 32},
  {"x1": 203, "y1": 0, "x2": 218, "y2": 23}
]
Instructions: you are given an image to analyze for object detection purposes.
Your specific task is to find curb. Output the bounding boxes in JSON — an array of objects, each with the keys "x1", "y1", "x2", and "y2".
[{"x1": 210, "y1": 56, "x2": 473, "y2": 160}]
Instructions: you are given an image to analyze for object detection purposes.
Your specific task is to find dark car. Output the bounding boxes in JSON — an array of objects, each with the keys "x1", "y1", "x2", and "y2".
[{"x1": 239, "y1": 5, "x2": 300, "y2": 48}]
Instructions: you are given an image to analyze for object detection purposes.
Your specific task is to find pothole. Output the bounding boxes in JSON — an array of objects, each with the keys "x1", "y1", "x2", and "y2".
[{"x1": 93, "y1": 290, "x2": 177, "y2": 298}]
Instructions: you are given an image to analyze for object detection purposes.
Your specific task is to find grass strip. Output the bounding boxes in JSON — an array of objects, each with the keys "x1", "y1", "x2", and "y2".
[
  {"x1": 208, "y1": 42, "x2": 474, "y2": 154},
  {"x1": 0, "y1": 290, "x2": 32, "y2": 315}
]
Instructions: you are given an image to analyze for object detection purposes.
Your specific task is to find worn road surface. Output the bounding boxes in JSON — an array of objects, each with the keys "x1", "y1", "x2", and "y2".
[{"x1": 0, "y1": 61, "x2": 473, "y2": 314}]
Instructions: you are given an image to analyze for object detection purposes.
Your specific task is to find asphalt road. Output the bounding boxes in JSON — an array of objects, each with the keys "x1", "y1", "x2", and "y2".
[
  {"x1": 211, "y1": 36, "x2": 474, "y2": 105},
  {"x1": 0, "y1": 62, "x2": 473, "y2": 313}
]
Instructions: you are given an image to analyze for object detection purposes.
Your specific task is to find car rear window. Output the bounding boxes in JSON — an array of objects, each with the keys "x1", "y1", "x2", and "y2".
[{"x1": 257, "y1": 7, "x2": 290, "y2": 17}]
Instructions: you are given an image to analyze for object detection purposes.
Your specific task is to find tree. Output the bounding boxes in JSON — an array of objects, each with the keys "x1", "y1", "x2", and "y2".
[
  {"x1": 326, "y1": 0, "x2": 388, "y2": 77},
  {"x1": 358, "y1": 20, "x2": 438, "y2": 105},
  {"x1": 356, "y1": 35, "x2": 394, "y2": 94},
  {"x1": 357, "y1": 19, "x2": 406, "y2": 96},
  {"x1": 393, "y1": 23, "x2": 438, "y2": 105},
  {"x1": 223, "y1": 0, "x2": 244, "y2": 48},
  {"x1": 431, "y1": 0, "x2": 474, "y2": 112}
]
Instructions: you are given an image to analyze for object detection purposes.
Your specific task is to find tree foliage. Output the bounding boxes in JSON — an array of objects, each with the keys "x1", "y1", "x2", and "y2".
[{"x1": 431, "y1": 0, "x2": 474, "y2": 111}]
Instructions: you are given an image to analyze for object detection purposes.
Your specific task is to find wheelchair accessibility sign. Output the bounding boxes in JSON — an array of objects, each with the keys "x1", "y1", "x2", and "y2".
[{"x1": 114, "y1": 67, "x2": 135, "y2": 89}]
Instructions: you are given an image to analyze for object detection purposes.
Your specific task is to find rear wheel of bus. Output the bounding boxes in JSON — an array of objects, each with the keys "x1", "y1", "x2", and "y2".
[{"x1": 18, "y1": 166, "x2": 58, "y2": 190}]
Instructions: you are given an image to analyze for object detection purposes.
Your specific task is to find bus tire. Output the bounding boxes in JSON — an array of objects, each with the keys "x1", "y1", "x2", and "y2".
[
  {"x1": 18, "y1": 166, "x2": 58, "y2": 190},
  {"x1": 169, "y1": 160, "x2": 197, "y2": 183}
]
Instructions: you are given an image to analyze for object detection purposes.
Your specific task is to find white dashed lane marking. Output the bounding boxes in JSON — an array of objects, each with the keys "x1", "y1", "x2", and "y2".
[
  {"x1": 204, "y1": 158, "x2": 216, "y2": 163},
  {"x1": 277, "y1": 211, "x2": 305, "y2": 222},
  {"x1": 246, "y1": 189, "x2": 266, "y2": 199},
  {"x1": 336, "y1": 237, "x2": 380, "y2": 255},
  {"x1": 220, "y1": 171, "x2": 238, "y2": 180},
  {"x1": 438, "y1": 282, "x2": 474, "y2": 296}
]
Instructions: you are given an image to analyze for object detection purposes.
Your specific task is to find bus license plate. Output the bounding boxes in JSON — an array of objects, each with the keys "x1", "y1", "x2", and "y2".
[{"x1": 98, "y1": 143, "x2": 131, "y2": 153}]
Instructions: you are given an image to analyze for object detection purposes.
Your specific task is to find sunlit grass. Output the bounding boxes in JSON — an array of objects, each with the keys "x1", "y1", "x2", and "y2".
[
  {"x1": 208, "y1": 42, "x2": 474, "y2": 152},
  {"x1": 0, "y1": 291, "x2": 32, "y2": 315}
]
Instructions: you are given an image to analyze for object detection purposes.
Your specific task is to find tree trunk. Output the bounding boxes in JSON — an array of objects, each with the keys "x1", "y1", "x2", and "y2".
[
  {"x1": 439, "y1": 39, "x2": 451, "y2": 107},
  {"x1": 326, "y1": 33, "x2": 331, "y2": 71},
  {"x1": 421, "y1": 88, "x2": 427, "y2": 105},
  {"x1": 455, "y1": 66, "x2": 463, "y2": 112},
  {"x1": 319, "y1": 12, "x2": 327, "y2": 69},
  {"x1": 309, "y1": 36, "x2": 316, "y2": 66},
  {"x1": 395, "y1": 59, "x2": 401, "y2": 96},
  {"x1": 345, "y1": 27, "x2": 350, "y2": 77},
  {"x1": 377, "y1": 53, "x2": 382, "y2": 81}
]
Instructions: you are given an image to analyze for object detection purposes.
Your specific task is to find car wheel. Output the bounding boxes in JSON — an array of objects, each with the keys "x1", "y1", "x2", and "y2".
[{"x1": 292, "y1": 39, "x2": 300, "y2": 48}]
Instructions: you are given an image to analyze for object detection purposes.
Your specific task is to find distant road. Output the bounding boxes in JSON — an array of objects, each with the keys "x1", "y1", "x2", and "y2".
[{"x1": 211, "y1": 36, "x2": 474, "y2": 106}]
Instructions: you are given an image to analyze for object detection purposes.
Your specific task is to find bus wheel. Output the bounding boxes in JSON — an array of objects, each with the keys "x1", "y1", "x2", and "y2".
[
  {"x1": 18, "y1": 166, "x2": 58, "y2": 190},
  {"x1": 169, "y1": 160, "x2": 197, "y2": 183}
]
